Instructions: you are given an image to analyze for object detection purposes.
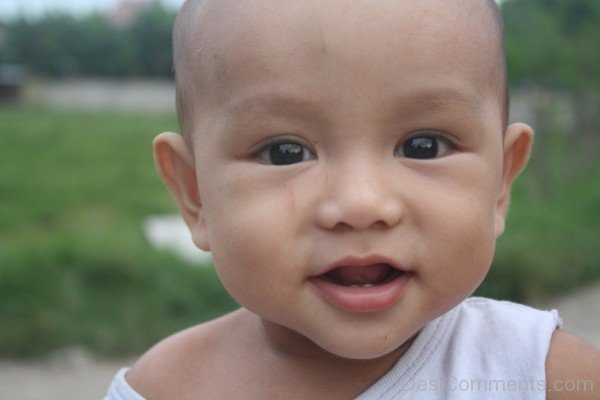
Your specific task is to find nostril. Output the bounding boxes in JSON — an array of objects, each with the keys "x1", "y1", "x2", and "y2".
[
  {"x1": 319, "y1": 208, "x2": 374, "y2": 232},
  {"x1": 332, "y1": 221, "x2": 352, "y2": 232},
  {"x1": 374, "y1": 220, "x2": 390, "y2": 229}
]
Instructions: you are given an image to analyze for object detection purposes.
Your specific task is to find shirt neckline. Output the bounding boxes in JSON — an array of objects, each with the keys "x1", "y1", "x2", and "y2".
[{"x1": 354, "y1": 305, "x2": 459, "y2": 400}]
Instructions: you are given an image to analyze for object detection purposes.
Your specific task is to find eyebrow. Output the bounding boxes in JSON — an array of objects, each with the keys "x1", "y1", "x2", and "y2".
[
  {"x1": 221, "y1": 87, "x2": 487, "y2": 126},
  {"x1": 391, "y1": 88, "x2": 486, "y2": 116},
  {"x1": 223, "y1": 93, "x2": 327, "y2": 123}
]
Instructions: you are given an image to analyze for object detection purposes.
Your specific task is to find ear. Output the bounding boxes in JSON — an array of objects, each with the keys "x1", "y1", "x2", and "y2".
[
  {"x1": 153, "y1": 132, "x2": 210, "y2": 251},
  {"x1": 495, "y1": 123, "x2": 534, "y2": 237}
]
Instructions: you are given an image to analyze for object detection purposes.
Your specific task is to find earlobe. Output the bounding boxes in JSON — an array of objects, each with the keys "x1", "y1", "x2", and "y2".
[
  {"x1": 495, "y1": 123, "x2": 534, "y2": 237},
  {"x1": 153, "y1": 132, "x2": 211, "y2": 251}
]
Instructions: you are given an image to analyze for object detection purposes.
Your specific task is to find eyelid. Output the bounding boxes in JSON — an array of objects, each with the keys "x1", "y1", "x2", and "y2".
[
  {"x1": 405, "y1": 130, "x2": 456, "y2": 144},
  {"x1": 404, "y1": 131, "x2": 458, "y2": 150},
  {"x1": 254, "y1": 135, "x2": 315, "y2": 154}
]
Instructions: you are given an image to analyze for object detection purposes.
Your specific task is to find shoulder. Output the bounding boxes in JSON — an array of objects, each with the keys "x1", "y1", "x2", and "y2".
[
  {"x1": 545, "y1": 329, "x2": 600, "y2": 400},
  {"x1": 462, "y1": 296, "x2": 555, "y2": 316},
  {"x1": 126, "y1": 309, "x2": 248, "y2": 400},
  {"x1": 459, "y1": 297, "x2": 561, "y2": 333},
  {"x1": 126, "y1": 322, "x2": 219, "y2": 399}
]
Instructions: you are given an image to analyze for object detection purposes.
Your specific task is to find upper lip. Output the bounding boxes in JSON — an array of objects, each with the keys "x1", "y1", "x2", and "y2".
[{"x1": 313, "y1": 254, "x2": 406, "y2": 277}]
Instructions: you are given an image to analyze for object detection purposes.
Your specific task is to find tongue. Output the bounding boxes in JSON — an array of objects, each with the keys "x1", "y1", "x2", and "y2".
[{"x1": 325, "y1": 264, "x2": 392, "y2": 286}]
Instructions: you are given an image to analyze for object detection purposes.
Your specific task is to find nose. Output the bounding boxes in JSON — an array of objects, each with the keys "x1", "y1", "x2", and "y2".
[{"x1": 314, "y1": 160, "x2": 403, "y2": 231}]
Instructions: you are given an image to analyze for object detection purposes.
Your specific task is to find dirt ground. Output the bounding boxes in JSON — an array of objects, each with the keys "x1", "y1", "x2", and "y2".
[
  {"x1": 2, "y1": 283, "x2": 599, "y2": 400},
  {"x1": 534, "y1": 282, "x2": 600, "y2": 349},
  {"x1": 0, "y1": 348, "x2": 135, "y2": 400}
]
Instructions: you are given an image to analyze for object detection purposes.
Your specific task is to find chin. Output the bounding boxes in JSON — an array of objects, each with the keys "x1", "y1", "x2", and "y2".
[{"x1": 314, "y1": 331, "x2": 413, "y2": 361}]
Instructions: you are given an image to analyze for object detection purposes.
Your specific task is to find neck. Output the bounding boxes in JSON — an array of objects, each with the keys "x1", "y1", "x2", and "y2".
[{"x1": 256, "y1": 312, "x2": 418, "y2": 380}]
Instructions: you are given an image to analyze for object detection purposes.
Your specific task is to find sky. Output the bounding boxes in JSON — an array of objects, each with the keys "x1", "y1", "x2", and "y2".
[{"x1": 0, "y1": 0, "x2": 186, "y2": 20}]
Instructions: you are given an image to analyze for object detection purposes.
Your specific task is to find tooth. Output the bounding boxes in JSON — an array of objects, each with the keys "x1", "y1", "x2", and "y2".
[{"x1": 363, "y1": 284, "x2": 373, "y2": 287}]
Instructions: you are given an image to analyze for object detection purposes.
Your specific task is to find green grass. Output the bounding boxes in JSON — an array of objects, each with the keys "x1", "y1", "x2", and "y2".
[
  {"x1": 478, "y1": 160, "x2": 600, "y2": 302},
  {"x1": 0, "y1": 106, "x2": 598, "y2": 358},
  {"x1": 0, "y1": 106, "x2": 237, "y2": 358}
]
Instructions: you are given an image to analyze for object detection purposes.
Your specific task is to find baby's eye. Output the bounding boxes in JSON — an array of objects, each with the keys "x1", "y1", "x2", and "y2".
[
  {"x1": 257, "y1": 139, "x2": 316, "y2": 165},
  {"x1": 395, "y1": 132, "x2": 453, "y2": 159}
]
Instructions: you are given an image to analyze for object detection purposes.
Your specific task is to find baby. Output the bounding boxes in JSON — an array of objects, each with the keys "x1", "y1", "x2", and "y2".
[{"x1": 105, "y1": 0, "x2": 600, "y2": 398}]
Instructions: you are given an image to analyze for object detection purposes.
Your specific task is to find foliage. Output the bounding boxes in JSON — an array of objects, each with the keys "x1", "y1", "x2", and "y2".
[
  {"x1": 502, "y1": 0, "x2": 600, "y2": 196},
  {"x1": 476, "y1": 161, "x2": 600, "y2": 302},
  {"x1": 0, "y1": 2, "x2": 176, "y2": 78},
  {"x1": 502, "y1": 0, "x2": 600, "y2": 90},
  {"x1": 127, "y1": 3, "x2": 175, "y2": 77}
]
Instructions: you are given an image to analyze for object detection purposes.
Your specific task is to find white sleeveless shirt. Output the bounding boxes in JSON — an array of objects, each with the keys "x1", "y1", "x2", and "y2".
[
  {"x1": 104, "y1": 297, "x2": 561, "y2": 400},
  {"x1": 357, "y1": 297, "x2": 561, "y2": 400}
]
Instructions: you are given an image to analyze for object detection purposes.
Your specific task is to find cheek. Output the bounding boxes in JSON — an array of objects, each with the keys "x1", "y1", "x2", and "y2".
[
  {"x1": 414, "y1": 169, "x2": 498, "y2": 294},
  {"x1": 201, "y1": 172, "x2": 304, "y2": 304}
]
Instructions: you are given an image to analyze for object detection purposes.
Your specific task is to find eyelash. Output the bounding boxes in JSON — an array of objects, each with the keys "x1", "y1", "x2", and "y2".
[{"x1": 255, "y1": 132, "x2": 455, "y2": 165}]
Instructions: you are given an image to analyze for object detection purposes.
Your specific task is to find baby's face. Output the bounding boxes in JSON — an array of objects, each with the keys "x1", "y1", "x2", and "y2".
[{"x1": 186, "y1": 0, "x2": 508, "y2": 359}]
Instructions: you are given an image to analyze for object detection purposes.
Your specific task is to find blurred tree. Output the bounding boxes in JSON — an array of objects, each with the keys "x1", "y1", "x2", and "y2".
[
  {"x1": 127, "y1": 2, "x2": 175, "y2": 77},
  {"x1": 0, "y1": 2, "x2": 176, "y2": 78},
  {"x1": 73, "y1": 14, "x2": 136, "y2": 77},
  {"x1": 502, "y1": 0, "x2": 600, "y2": 194},
  {"x1": 0, "y1": 14, "x2": 82, "y2": 76},
  {"x1": 503, "y1": 0, "x2": 600, "y2": 90}
]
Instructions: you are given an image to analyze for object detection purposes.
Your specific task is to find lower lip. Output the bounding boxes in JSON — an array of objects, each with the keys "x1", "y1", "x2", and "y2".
[{"x1": 309, "y1": 271, "x2": 413, "y2": 313}]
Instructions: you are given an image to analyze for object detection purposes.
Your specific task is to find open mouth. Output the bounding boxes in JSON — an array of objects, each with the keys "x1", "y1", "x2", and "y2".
[
  {"x1": 310, "y1": 261, "x2": 411, "y2": 312},
  {"x1": 319, "y1": 263, "x2": 403, "y2": 287}
]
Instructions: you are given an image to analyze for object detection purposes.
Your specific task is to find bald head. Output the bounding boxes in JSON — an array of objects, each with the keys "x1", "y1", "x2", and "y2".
[
  {"x1": 172, "y1": 0, "x2": 205, "y2": 142},
  {"x1": 173, "y1": 0, "x2": 508, "y2": 143}
]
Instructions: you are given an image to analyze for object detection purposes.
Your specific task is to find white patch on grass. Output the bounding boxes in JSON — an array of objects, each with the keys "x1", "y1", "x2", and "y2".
[{"x1": 143, "y1": 215, "x2": 212, "y2": 266}]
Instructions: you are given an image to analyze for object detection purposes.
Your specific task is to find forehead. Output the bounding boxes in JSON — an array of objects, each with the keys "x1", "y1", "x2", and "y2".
[{"x1": 187, "y1": 0, "x2": 500, "y2": 123}]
